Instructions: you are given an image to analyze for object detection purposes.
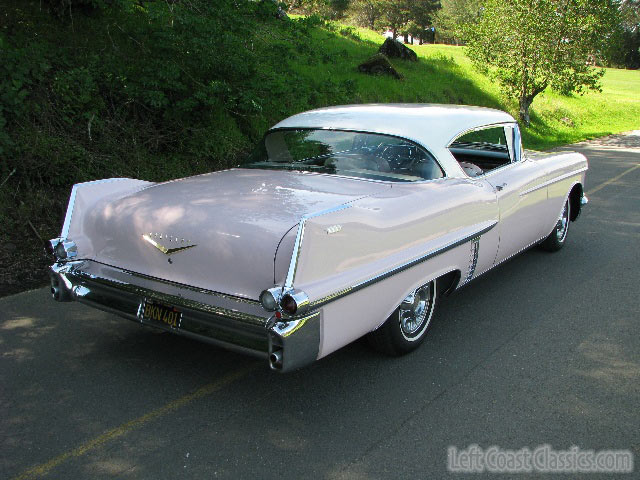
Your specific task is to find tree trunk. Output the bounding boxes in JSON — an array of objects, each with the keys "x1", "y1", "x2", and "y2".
[
  {"x1": 519, "y1": 82, "x2": 547, "y2": 126},
  {"x1": 519, "y1": 95, "x2": 534, "y2": 126}
]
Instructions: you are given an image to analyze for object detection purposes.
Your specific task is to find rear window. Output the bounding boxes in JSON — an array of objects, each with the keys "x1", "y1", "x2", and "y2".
[{"x1": 241, "y1": 129, "x2": 445, "y2": 182}]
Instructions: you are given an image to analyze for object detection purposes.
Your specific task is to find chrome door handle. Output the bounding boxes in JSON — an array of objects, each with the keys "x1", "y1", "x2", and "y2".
[{"x1": 495, "y1": 183, "x2": 507, "y2": 191}]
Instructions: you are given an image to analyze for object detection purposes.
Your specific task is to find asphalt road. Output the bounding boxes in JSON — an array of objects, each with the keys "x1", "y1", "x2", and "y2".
[{"x1": 1, "y1": 133, "x2": 639, "y2": 480}]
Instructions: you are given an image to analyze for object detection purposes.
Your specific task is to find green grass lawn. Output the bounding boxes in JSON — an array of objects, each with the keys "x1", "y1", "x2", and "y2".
[{"x1": 295, "y1": 23, "x2": 640, "y2": 150}]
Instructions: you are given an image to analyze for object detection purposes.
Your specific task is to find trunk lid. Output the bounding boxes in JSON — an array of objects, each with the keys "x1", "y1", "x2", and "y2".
[{"x1": 81, "y1": 169, "x2": 389, "y2": 299}]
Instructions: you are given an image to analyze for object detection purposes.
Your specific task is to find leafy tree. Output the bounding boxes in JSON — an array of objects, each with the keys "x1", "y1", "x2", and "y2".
[
  {"x1": 618, "y1": 0, "x2": 640, "y2": 29},
  {"x1": 467, "y1": 0, "x2": 619, "y2": 125},
  {"x1": 433, "y1": 0, "x2": 481, "y2": 44},
  {"x1": 285, "y1": 0, "x2": 314, "y2": 13},
  {"x1": 383, "y1": 0, "x2": 410, "y2": 39},
  {"x1": 327, "y1": 0, "x2": 351, "y2": 19},
  {"x1": 291, "y1": 0, "x2": 350, "y2": 18},
  {"x1": 352, "y1": 0, "x2": 386, "y2": 29},
  {"x1": 406, "y1": 1, "x2": 440, "y2": 44},
  {"x1": 373, "y1": 0, "x2": 441, "y2": 42},
  {"x1": 613, "y1": 0, "x2": 640, "y2": 67}
]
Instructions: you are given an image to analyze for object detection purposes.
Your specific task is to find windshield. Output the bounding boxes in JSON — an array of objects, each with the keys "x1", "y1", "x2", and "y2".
[{"x1": 240, "y1": 129, "x2": 444, "y2": 182}]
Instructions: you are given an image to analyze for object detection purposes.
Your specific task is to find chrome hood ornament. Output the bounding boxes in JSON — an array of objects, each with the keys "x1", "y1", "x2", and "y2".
[{"x1": 142, "y1": 233, "x2": 197, "y2": 255}]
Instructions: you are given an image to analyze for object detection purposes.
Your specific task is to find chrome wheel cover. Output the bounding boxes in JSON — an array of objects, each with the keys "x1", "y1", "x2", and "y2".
[
  {"x1": 556, "y1": 201, "x2": 569, "y2": 243},
  {"x1": 398, "y1": 282, "x2": 435, "y2": 341}
]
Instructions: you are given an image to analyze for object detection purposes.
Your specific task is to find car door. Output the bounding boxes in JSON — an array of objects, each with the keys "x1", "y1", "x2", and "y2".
[
  {"x1": 448, "y1": 123, "x2": 550, "y2": 269},
  {"x1": 481, "y1": 125, "x2": 549, "y2": 266}
]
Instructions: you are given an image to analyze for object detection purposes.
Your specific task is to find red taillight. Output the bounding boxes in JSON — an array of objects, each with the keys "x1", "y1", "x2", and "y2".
[{"x1": 280, "y1": 294, "x2": 297, "y2": 315}]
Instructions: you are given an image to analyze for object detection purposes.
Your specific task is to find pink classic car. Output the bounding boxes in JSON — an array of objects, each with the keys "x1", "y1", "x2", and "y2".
[{"x1": 47, "y1": 104, "x2": 588, "y2": 372}]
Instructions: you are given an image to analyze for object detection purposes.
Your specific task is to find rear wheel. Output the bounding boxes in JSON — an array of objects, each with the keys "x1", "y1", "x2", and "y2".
[
  {"x1": 367, "y1": 280, "x2": 437, "y2": 356},
  {"x1": 540, "y1": 198, "x2": 570, "y2": 252}
]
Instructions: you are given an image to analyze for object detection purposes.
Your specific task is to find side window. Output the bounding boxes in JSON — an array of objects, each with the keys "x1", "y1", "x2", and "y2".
[{"x1": 449, "y1": 126, "x2": 512, "y2": 177}]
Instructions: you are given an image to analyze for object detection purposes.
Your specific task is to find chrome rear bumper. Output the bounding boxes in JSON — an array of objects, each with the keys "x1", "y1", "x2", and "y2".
[{"x1": 49, "y1": 261, "x2": 320, "y2": 372}]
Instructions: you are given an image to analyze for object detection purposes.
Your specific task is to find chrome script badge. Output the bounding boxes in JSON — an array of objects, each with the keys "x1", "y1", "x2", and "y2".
[{"x1": 142, "y1": 233, "x2": 197, "y2": 255}]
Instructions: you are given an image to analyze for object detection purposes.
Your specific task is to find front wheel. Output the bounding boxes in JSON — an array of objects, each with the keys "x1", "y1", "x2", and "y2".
[
  {"x1": 367, "y1": 280, "x2": 437, "y2": 356},
  {"x1": 540, "y1": 198, "x2": 571, "y2": 252}
]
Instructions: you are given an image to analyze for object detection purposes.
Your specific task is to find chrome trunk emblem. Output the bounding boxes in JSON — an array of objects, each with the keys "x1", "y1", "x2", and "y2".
[{"x1": 142, "y1": 233, "x2": 196, "y2": 255}]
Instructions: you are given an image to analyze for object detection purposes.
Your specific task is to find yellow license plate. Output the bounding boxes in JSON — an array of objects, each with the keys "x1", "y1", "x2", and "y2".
[{"x1": 139, "y1": 300, "x2": 182, "y2": 329}]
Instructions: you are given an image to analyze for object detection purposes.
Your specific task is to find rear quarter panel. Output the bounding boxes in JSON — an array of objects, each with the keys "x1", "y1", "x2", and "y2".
[{"x1": 289, "y1": 178, "x2": 500, "y2": 358}]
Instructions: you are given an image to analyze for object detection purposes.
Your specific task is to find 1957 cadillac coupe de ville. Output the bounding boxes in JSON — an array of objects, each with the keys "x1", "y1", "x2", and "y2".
[{"x1": 47, "y1": 104, "x2": 588, "y2": 372}]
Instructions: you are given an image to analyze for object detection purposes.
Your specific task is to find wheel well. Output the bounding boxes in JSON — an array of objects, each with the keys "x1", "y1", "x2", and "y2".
[
  {"x1": 569, "y1": 183, "x2": 583, "y2": 221},
  {"x1": 438, "y1": 270, "x2": 461, "y2": 296}
]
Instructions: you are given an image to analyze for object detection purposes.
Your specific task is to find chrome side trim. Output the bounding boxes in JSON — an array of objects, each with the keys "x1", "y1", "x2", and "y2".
[
  {"x1": 463, "y1": 236, "x2": 480, "y2": 284},
  {"x1": 519, "y1": 167, "x2": 588, "y2": 197},
  {"x1": 471, "y1": 231, "x2": 548, "y2": 283},
  {"x1": 61, "y1": 179, "x2": 131, "y2": 238},
  {"x1": 308, "y1": 221, "x2": 497, "y2": 310},
  {"x1": 284, "y1": 204, "x2": 353, "y2": 289}
]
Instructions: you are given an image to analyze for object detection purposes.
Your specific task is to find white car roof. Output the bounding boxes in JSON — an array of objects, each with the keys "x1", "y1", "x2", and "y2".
[{"x1": 271, "y1": 104, "x2": 515, "y2": 150}]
